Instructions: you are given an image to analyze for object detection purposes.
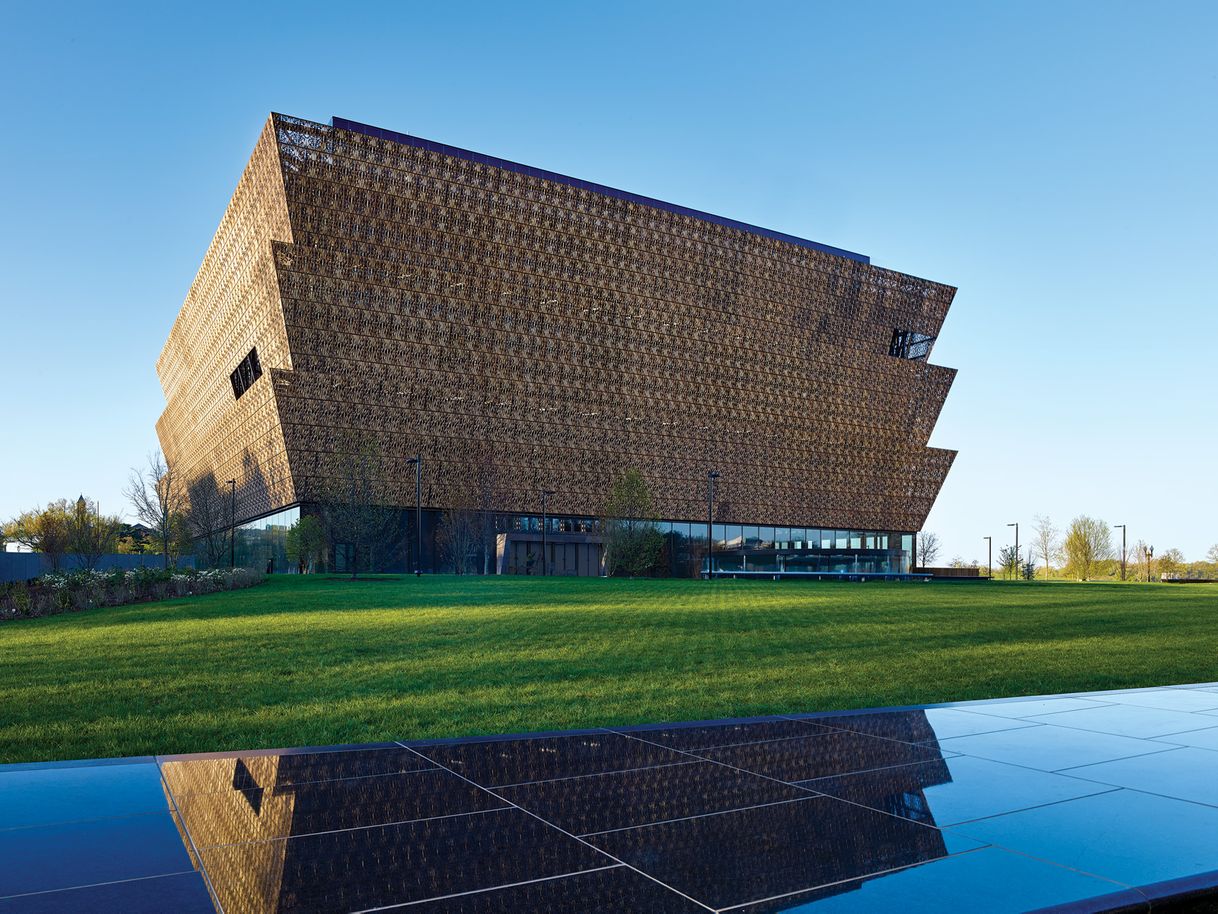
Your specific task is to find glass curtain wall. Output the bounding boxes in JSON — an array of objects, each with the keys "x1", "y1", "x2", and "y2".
[
  {"x1": 499, "y1": 512, "x2": 914, "y2": 576},
  {"x1": 234, "y1": 506, "x2": 300, "y2": 573}
]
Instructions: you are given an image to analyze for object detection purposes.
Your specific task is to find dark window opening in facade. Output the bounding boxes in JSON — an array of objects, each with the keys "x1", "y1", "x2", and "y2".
[
  {"x1": 889, "y1": 329, "x2": 936, "y2": 361},
  {"x1": 230, "y1": 347, "x2": 263, "y2": 400}
]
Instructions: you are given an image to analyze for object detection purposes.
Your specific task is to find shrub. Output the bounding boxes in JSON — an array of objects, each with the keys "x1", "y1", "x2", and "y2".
[
  {"x1": 0, "y1": 566, "x2": 266, "y2": 622},
  {"x1": 0, "y1": 583, "x2": 33, "y2": 619}
]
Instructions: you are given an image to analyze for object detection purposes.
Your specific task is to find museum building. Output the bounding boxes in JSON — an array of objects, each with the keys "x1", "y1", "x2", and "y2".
[{"x1": 155, "y1": 113, "x2": 958, "y2": 576}]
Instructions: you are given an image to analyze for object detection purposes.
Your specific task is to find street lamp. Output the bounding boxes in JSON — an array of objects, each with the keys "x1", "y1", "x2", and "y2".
[
  {"x1": 1114, "y1": 524, "x2": 1127, "y2": 581},
  {"x1": 540, "y1": 490, "x2": 555, "y2": 576},
  {"x1": 405, "y1": 456, "x2": 422, "y2": 576},
  {"x1": 227, "y1": 479, "x2": 236, "y2": 570},
  {"x1": 1145, "y1": 544, "x2": 1154, "y2": 583},
  {"x1": 706, "y1": 470, "x2": 720, "y2": 578},
  {"x1": 983, "y1": 535, "x2": 992, "y2": 580},
  {"x1": 1007, "y1": 522, "x2": 1019, "y2": 580}
]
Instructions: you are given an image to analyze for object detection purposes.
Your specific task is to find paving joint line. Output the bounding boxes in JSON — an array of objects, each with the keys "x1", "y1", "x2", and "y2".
[
  {"x1": 487, "y1": 757, "x2": 701, "y2": 790},
  {"x1": 609, "y1": 728, "x2": 972, "y2": 833},
  {"x1": 0, "y1": 869, "x2": 201, "y2": 902},
  {"x1": 194, "y1": 805, "x2": 508, "y2": 851},
  {"x1": 394, "y1": 740, "x2": 716, "y2": 912},
  {"x1": 157, "y1": 763, "x2": 226, "y2": 914},
  {"x1": 716, "y1": 846, "x2": 995, "y2": 912},
  {"x1": 351, "y1": 863, "x2": 626, "y2": 912}
]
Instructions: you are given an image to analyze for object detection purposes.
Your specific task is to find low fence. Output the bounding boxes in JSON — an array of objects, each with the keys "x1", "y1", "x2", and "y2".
[
  {"x1": 918, "y1": 566, "x2": 984, "y2": 578},
  {"x1": 0, "y1": 553, "x2": 195, "y2": 584}
]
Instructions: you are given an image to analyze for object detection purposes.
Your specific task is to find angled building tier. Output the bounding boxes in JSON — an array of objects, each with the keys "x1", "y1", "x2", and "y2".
[{"x1": 156, "y1": 113, "x2": 958, "y2": 575}]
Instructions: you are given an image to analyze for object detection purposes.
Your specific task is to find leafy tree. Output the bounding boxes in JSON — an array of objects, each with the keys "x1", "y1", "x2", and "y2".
[
  {"x1": 1022, "y1": 548, "x2": 1037, "y2": 581},
  {"x1": 916, "y1": 532, "x2": 941, "y2": 568},
  {"x1": 124, "y1": 451, "x2": 187, "y2": 570},
  {"x1": 1207, "y1": 544, "x2": 1218, "y2": 566},
  {"x1": 1031, "y1": 515, "x2": 1059, "y2": 579},
  {"x1": 68, "y1": 495, "x2": 123, "y2": 571},
  {"x1": 997, "y1": 544, "x2": 1021, "y2": 580},
  {"x1": 4, "y1": 501, "x2": 73, "y2": 571},
  {"x1": 115, "y1": 535, "x2": 144, "y2": 555},
  {"x1": 1062, "y1": 515, "x2": 1113, "y2": 581},
  {"x1": 1157, "y1": 548, "x2": 1185, "y2": 579},
  {"x1": 601, "y1": 469, "x2": 662, "y2": 577},
  {"x1": 285, "y1": 515, "x2": 325, "y2": 573}
]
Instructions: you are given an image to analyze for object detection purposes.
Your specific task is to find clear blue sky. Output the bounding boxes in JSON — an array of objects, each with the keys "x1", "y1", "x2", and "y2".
[{"x1": 1, "y1": 0, "x2": 1214, "y2": 563}]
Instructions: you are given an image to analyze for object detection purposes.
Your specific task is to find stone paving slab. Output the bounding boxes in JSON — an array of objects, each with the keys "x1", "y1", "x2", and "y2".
[{"x1": 4, "y1": 684, "x2": 1218, "y2": 912}]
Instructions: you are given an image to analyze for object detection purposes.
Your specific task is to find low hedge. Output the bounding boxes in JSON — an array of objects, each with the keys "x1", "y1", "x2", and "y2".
[{"x1": 0, "y1": 567, "x2": 265, "y2": 621}]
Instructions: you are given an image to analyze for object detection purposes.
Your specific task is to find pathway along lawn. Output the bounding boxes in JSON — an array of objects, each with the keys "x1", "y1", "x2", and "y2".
[{"x1": 2, "y1": 575, "x2": 1216, "y2": 763}]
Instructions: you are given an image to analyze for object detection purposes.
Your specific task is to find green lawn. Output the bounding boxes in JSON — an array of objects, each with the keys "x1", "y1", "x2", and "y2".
[{"x1": 2, "y1": 575, "x2": 1216, "y2": 764}]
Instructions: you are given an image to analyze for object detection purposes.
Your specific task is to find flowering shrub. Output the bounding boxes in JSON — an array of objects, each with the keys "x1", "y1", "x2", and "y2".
[{"x1": 0, "y1": 567, "x2": 265, "y2": 621}]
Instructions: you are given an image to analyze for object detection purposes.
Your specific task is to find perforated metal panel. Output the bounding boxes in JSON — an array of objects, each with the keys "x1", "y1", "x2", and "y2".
[{"x1": 157, "y1": 113, "x2": 957, "y2": 535}]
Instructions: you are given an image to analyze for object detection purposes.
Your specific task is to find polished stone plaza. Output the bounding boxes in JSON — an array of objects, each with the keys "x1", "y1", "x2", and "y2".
[{"x1": 5, "y1": 684, "x2": 1218, "y2": 912}]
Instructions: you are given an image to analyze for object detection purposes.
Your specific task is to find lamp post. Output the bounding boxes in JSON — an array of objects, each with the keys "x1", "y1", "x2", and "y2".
[
  {"x1": 1114, "y1": 524, "x2": 1127, "y2": 581},
  {"x1": 406, "y1": 456, "x2": 422, "y2": 576},
  {"x1": 227, "y1": 479, "x2": 236, "y2": 570},
  {"x1": 706, "y1": 470, "x2": 720, "y2": 578},
  {"x1": 1007, "y1": 522, "x2": 1019, "y2": 580},
  {"x1": 541, "y1": 490, "x2": 554, "y2": 576},
  {"x1": 1145, "y1": 544, "x2": 1154, "y2": 583},
  {"x1": 983, "y1": 535, "x2": 992, "y2": 580}
]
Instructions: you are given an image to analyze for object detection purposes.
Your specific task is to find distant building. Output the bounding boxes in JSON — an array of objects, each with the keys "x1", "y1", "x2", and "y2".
[{"x1": 156, "y1": 114, "x2": 958, "y2": 575}]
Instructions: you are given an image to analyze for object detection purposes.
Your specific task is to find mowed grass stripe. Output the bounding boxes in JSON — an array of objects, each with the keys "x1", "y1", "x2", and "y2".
[{"x1": 1, "y1": 576, "x2": 1215, "y2": 763}]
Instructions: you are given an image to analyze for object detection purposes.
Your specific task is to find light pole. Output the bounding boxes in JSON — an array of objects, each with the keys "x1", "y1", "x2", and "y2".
[
  {"x1": 406, "y1": 456, "x2": 422, "y2": 575},
  {"x1": 1114, "y1": 524, "x2": 1127, "y2": 581},
  {"x1": 1145, "y1": 544, "x2": 1154, "y2": 583},
  {"x1": 541, "y1": 490, "x2": 554, "y2": 576},
  {"x1": 227, "y1": 479, "x2": 236, "y2": 570},
  {"x1": 1007, "y1": 522, "x2": 1019, "y2": 580},
  {"x1": 983, "y1": 535, "x2": 992, "y2": 580},
  {"x1": 706, "y1": 470, "x2": 720, "y2": 578}
]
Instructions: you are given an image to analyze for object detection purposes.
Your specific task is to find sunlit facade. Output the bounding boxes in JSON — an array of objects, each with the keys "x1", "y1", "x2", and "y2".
[{"x1": 156, "y1": 113, "x2": 957, "y2": 576}]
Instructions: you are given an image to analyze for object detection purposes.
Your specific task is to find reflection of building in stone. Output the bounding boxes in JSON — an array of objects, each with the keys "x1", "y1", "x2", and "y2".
[
  {"x1": 161, "y1": 713, "x2": 959, "y2": 913},
  {"x1": 819, "y1": 710, "x2": 954, "y2": 824},
  {"x1": 163, "y1": 755, "x2": 294, "y2": 913}
]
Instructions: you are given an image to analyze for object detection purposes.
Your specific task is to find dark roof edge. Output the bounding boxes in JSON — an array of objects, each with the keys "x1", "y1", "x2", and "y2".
[{"x1": 331, "y1": 116, "x2": 869, "y2": 265}]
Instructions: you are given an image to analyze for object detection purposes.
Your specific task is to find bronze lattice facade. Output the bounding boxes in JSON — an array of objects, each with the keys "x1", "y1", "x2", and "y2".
[{"x1": 156, "y1": 113, "x2": 957, "y2": 574}]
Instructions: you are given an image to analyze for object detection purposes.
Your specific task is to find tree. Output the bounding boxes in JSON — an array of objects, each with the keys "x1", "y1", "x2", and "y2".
[
  {"x1": 285, "y1": 515, "x2": 325, "y2": 573},
  {"x1": 601, "y1": 469, "x2": 663, "y2": 577},
  {"x1": 436, "y1": 504, "x2": 481, "y2": 574},
  {"x1": 1031, "y1": 515, "x2": 1059, "y2": 579},
  {"x1": 1022, "y1": 547, "x2": 1037, "y2": 581},
  {"x1": 4, "y1": 501, "x2": 73, "y2": 571},
  {"x1": 319, "y1": 434, "x2": 397, "y2": 578},
  {"x1": 1130, "y1": 539, "x2": 1154, "y2": 582},
  {"x1": 68, "y1": 495, "x2": 122, "y2": 571},
  {"x1": 1207, "y1": 544, "x2": 1218, "y2": 566},
  {"x1": 124, "y1": 451, "x2": 187, "y2": 570},
  {"x1": 461, "y1": 448, "x2": 501, "y2": 575},
  {"x1": 1062, "y1": 515, "x2": 1114, "y2": 581},
  {"x1": 1158, "y1": 548, "x2": 1185, "y2": 579},
  {"x1": 916, "y1": 532, "x2": 941, "y2": 568},
  {"x1": 186, "y1": 474, "x2": 231, "y2": 569},
  {"x1": 997, "y1": 544, "x2": 1021, "y2": 580}
]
